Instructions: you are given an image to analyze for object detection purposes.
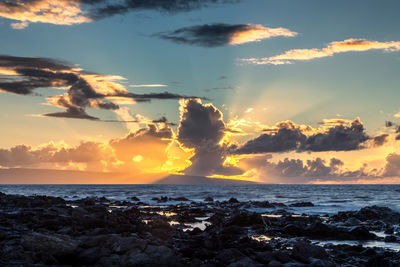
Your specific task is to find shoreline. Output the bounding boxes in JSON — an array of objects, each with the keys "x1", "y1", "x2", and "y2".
[{"x1": 1, "y1": 192, "x2": 399, "y2": 266}]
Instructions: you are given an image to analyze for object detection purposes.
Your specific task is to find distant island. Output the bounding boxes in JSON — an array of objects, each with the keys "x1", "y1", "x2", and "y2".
[
  {"x1": 0, "y1": 168, "x2": 257, "y2": 185},
  {"x1": 155, "y1": 174, "x2": 257, "y2": 185}
]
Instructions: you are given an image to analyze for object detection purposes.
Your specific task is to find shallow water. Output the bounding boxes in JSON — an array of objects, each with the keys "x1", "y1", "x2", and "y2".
[
  {"x1": 0, "y1": 184, "x2": 400, "y2": 215},
  {"x1": 312, "y1": 239, "x2": 400, "y2": 251}
]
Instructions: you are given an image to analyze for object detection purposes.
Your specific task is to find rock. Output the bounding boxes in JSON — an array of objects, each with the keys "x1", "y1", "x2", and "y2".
[
  {"x1": 204, "y1": 197, "x2": 214, "y2": 202},
  {"x1": 226, "y1": 211, "x2": 263, "y2": 227},
  {"x1": 129, "y1": 196, "x2": 140, "y2": 201},
  {"x1": 289, "y1": 202, "x2": 314, "y2": 207},
  {"x1": 159, "y1": 196, "x2": 169, "y2": 202},
  {"x1": 384, "y1": 235, "x2": 397, "y2": 242},
  {"x1": 268, "y1": 260, "x2": 282, "y2": 267},
  {"x1": 216, "y1": 248, "x2": 245, "y2": 264},
  {"x1": 21, "y1": 232, "x2": 79, "y2": 263},
  {"x1": 273, "y1": 251, "x2": 291, "y2": 263},
  {"x1": 78, "y1": 247, "x2": 111, "y2": 264},
  {"x1": 348, "y1": 226, "x2": 376, "y2": 240},
  {"x1": 228, "y1": 198, "x2": 239, "y2": 204},
  {"x1": 228, "y1": 257, "x2": 262, "y2": 267},
  {"x1": 255, "y1": 251, "x2": 274, "y2": 264},
  {"x1": 144, "y1": 245, "x2": 179, "y2": 264},
  {"x1": 291, "y1": 241, "x2": 328, "y2": 263},
  {"x1": 333, "y1": 206, "x2": 400, "y2": 224},
  {"x1": 171, "y1": 197, "x2": 189, "y2": 201}
]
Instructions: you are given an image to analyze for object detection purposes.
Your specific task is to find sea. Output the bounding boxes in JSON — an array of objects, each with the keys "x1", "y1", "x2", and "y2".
[{"x1": 0, "y1": 184, "x2": 399, "y2": 215}]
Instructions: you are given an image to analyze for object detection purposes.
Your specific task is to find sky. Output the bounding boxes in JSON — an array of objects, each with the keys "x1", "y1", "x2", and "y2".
[{"x1": 1, "y1": 0, "x2": 400, "y2": 184}]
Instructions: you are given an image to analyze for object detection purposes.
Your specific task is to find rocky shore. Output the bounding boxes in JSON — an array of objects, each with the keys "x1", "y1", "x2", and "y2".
[{"x1": 0, "y1": 192, "x2": 399, "y2": 266}]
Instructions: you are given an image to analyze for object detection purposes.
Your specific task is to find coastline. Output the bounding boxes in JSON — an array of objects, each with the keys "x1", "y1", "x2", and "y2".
[{"x1": 0, "y1": 191, "x2": 399, "y2": 266}]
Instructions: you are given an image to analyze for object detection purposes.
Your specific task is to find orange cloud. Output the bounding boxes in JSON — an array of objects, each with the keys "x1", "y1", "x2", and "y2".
[
  {"x1": 229, "y1": 24, "x2": 297, "y2": 45},
  {"x1": 241, "y1": 38, "x2": 400, "y2": 65},
  {"x1": 0, "y1": 0, "x2": 91, "y2": 29}
]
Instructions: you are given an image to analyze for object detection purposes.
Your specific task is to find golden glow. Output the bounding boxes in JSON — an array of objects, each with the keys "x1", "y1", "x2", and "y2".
[
  {"x1": 81, "y1": 74, "x2": 128, "y2": 96},
  {"x1": 241, "y1": 38, "x2": 400, "y2": 65},
  {"x1": 0, "y1": 0, "x2": 91, "y2": 29},
  {"x1": 229, "y1": 24, "x2": 297, "y2": 45},
  {"x1": 132, "y1": 155, "x2": 143, "y2": 162}
]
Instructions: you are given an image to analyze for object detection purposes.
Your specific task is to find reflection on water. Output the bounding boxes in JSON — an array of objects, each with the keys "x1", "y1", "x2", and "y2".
[
  {"x1": 249, "y1": 235, "x2": 272, "y2": 242},
  {"x1": 156, "y1": 211, "x2": 177, "y2": 217},
  {"x1": 183, "y1": 221, "x2": 210, "y2": 231},
  {"x1": 312, "y1": 240, "x2": 400, "y2": 251}
]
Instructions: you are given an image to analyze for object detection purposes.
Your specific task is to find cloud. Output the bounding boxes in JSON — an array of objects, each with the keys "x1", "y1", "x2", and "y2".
[
  {"x1": 0, "y1": 54, "x2": 203, "y2": 120},
  {"x1": 202, "y1": 85, "x2": 234, "y2": 92},
  {"x1": 237, "y1": 118, "x2": 371, "y2": 154},
  {"x1": 1, "y1": 0, "x2": 238, "y2": 29},
  {"x1": 238, "y1": 154, "x2": 372, "y2": 183},
  {"x1": 158, "y1": 23, "x2": 297, "y2": 47},
  {"x1": 300, "y1": 118, "x2": 369, "y2": 152},
  {"x1": 237, "y1": 122, "x2": 306, "y2": 154},
  {"x1": 372, "y1": 134, "x2": 389, "y2": 147},
  {"x1": 382, "y1": 153, "x2": 400, "y2": 177},
  {"x1": 240, "y1": 38, "x2": 400, "y2": 65},
  {"x1": 0, "y1": 142, "x2": 112, "y2": 169},
  {"x1": 0, "y1": 122, "x2": 180, "y2": 173},
  {"x1": 0, "y1": 0, "x2": 92, "y2": 29},
  {"x1": 89, "y1": 0, "x2": 238, "y2": 20},
  {"x1": 177, "y1": 98, "x2": 242, "y2": 176},
  {"x1": 129, "y1": 84, "x2": 168, "y2": 88}
]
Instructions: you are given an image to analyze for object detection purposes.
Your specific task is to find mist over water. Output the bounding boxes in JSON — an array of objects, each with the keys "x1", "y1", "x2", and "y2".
[{"x1": 1, "y1": 184, "x2": 399, "y2": 215}]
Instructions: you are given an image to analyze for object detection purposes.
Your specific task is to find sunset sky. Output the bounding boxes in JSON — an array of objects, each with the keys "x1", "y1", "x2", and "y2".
[{"x1": 1, "y1": 0, "x2": 400, "y2": 183}]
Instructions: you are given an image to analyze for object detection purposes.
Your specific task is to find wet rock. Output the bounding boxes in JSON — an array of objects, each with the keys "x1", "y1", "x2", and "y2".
[
  {"x1": 348, "y1": 226, "x2": 376, "y2": 240},
  {"x1": 384, "y1": 235, "x2": 398, "y2": 242},
  {"x1": 129, "y1": 196, "x2": 140, "y2": 201},
  {"x1": 333, "y1": 206, "x2": 400, "y2": 224},
  {"x1": 225, "y1": 211, "x2": 263, "y2": 227},
  {"x1": 228, "y1": 197, "x2": 239, "y2": 204},
  {"x1": 171, "y1": 197, "x2": 189, "y2": 201},
  {"x1": 289, "y1": 202, "x2": 314, "y2": 207},
  {"x1": 291, "y1": 241, "x2": 328, "y2": 264},
  {"x1": 204, "y1": 197, "x2": 214, "y2": 202}
]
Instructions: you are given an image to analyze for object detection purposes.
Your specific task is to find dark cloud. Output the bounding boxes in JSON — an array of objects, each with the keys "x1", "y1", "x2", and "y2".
[
  {"x1": 0, "y1": 0, "x2": 239, "y2": 29},
  {"x1": 237, "y1": 118, "x2": 370, "y2": 154},
  {"x1": 158, "y1": 23, "x2": 296, "y2": 47},
  {"x1": 0, "y1": 55, "x2": 204, "y2": 121},
  {"x1": 43, "y1": 106, "x2": 100, "y2": 121},
  {"x1": 383, "y1": 120, "x2": 400, "y2": 141},
  {"x1": 382, "y1": 153, "x2": 400, "y2": 177},
  {"x1": 0, "y1": 55, "x2": 70, "y2": 70},
  {"x1": 89, "y1": 0, "x2": 238, "y2": 20},
  {"x1": 177, "y1": 99, "x2": 242, "y2": 176},
  {"x1": 241, "y1": 155, "x2": 369, "y2": 183},
  {"x1": 151, "y1": 116, "x2": 177, "y2": 126},
  {"x1": 385, "y1": 121, "x2": 394, "y2": 127},
  {"x1": 237, "y1": 125, "x2": 306, "y2": 154},
  {"x1": 202, "y1": 86, "x2": 234, "y2": 92},
  {"x1": 300, "y1": 118, "x2": 369, "y2": 151},
  {"x1": 158, "y1": 23, "x2": 248, "y2": 47},
  {"x1": 372, "y1": 134, "x2": 389, "y2": 147}
]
